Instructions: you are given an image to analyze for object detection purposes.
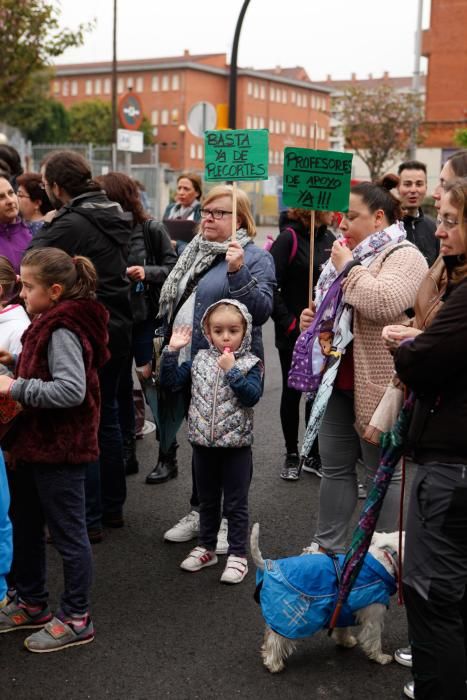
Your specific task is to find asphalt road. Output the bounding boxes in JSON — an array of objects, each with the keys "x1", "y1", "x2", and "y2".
[{"x1": 2, "y1": 275, "x2": 412, "y2": 700}]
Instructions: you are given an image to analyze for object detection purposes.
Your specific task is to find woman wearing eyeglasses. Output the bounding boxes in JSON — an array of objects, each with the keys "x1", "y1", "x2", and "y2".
[
  {"x1": 382, "y1": 155, "x2": 467, "y2": 700},
  {"x1": 149, "y1": 185, "x2": 275, "y2": 549},
  {"x1": 385, "y1": 180, "x2": 467, "y2": 700}
]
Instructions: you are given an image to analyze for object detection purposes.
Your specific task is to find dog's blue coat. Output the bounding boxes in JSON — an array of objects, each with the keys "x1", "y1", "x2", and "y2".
[{"x1": 256, "y1": 552, "x2": 396, "y2": 639}]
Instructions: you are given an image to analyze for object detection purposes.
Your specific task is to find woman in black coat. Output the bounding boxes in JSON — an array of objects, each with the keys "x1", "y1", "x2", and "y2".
[
  {"x1": 270, "y1": 208, "x2": 335, "y2": 480},
  {"x1": 97, "y1": 173, "x2": 177, "y2": 475},
  {"x1": 394, "y1": 179, "x2": 467, "y2": 700}
]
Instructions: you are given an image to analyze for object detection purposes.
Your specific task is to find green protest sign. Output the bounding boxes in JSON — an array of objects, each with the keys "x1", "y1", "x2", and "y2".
[
  {"x1": 283, "y1": 147, "x2": 353, "y2": 211},
  {"x1": 204, "y1": 129, "x2": 269, "y2": 181}
]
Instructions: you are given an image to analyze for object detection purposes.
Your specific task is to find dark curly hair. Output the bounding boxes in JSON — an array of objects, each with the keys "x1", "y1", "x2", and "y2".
[{"x1": 95, "y1": 172, "x2": 149, "y2": 225}]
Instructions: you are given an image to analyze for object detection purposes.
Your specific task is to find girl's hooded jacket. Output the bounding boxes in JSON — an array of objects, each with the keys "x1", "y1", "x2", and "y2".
[{"x1": 160, "y1": 299, "x2": 263, "y2": 448}]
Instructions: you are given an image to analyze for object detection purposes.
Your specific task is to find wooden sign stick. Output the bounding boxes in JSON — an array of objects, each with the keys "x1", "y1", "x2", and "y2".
[
  {"x1": 232, "y1": 181, "x2": 237, "y2": 241},
  {"x1": 308, "y1": 121, "x2": 318, "y2": 308}
]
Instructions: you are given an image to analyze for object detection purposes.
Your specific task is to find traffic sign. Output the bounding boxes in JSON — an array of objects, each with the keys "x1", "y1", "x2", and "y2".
[
  {"x1": 187, "y1": 102, "x2": 217, "y2": 137},
  {"x1": 119, "y1": 93, "x2": 143, "y2": 130},
  {"x1": 117, "y1": 128, "x2": 144, "y2": 153}
]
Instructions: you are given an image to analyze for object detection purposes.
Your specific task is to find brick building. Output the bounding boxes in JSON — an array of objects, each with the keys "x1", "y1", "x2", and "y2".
[
  {"x1": 52, "y1": 51, "x2": 331, "y2": 174},
  {"x1": 422, "y1": 0, "x2": 467, "y2": 147}
]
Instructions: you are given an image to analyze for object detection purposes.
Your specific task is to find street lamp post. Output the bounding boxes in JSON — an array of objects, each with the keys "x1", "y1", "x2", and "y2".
[
  {"x1": 178, "y1": 124, "x2": 186, "y2": 171},
  {"x1": 408, "y1": 0, "x2": 424, "y2": 158},
  {"x1": 111, "y1": 0, "x2": 118, "y2": 169},
  {"x1": 228, "y1": 0, "x2": 251, "y2": 129}
]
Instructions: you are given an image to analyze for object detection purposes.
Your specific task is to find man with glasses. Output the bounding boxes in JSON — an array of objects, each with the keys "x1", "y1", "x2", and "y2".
[{"x1": 397, "y1": 160, "x2": 438, "y2": 266}]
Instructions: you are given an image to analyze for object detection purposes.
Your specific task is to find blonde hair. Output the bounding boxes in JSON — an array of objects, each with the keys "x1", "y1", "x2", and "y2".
[
  {"x1": 446, "y1": 179, "x2": 467, "y2": 284},
  {"x1": 21, "y1": 248, "x2": 97, "y2": 300},
  {"x1": 202, "y1": 185, "x2": 256, "y2": 237},
  {"x1": 204, "y1": 302, "x2": 247, "y2": 333}
]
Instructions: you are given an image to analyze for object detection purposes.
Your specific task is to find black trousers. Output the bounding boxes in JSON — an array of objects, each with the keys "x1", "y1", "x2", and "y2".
[
  {"x1": 9, "y1": 462, "x2": 92, "y2": 616},
  {"x1": 404, "y1": 461, "x2": 467, "y2": 700},
  {"x1": 192, "y1": 445, "x2": 252, "y2": 557}
]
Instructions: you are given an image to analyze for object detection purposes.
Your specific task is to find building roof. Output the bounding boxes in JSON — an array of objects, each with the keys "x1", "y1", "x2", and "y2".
[
  {"x1": 314, "y1": 73, "x2": 426, "y2": 91},
  {"x1": 54, "y1": 51, "x2": 227, "y2": 72},
  {"x1": 53, "y1": 51, "x2": 332, "y2": 93}
]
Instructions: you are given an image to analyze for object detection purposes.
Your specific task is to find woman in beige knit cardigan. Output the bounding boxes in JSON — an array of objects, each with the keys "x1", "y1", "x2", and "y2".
[{"x1": 300, "y1": 177, "x2": 428, "y2": 553}]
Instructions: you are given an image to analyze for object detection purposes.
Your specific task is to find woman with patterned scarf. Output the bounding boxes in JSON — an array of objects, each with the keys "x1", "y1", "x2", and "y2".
[
  {"x1": 149, "y1": 185, "x2": 275, "y2": 553},
  {"x1": 299, "y1": 176, "x2": 428, "y2": 555}
]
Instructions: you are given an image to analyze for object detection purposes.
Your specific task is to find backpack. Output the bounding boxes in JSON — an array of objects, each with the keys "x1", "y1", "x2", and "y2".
[
  {"x1": 287, "y1": 274, "x2": 346, "y2": 393},
  {"x1": 263, "y1": 227, "x2": 298, "y2": 264}
]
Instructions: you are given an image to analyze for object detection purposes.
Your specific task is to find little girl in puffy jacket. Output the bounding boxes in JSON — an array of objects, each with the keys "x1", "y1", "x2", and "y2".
[{"x1": 160, "y1": 298, "x2": 263, "y2": 584}]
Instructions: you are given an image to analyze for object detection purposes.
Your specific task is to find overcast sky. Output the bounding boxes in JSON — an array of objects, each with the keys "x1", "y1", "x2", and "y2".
[{"x1": 55, "y1": 0, "x2": 431, "y2": 81}]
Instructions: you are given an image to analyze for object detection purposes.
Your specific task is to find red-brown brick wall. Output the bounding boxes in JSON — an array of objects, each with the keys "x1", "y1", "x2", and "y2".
[
  {"x1": 422, "y1": 0, "x2": 467, "y2": 146},
  {"x1": 50, "y1": 62, "x2": 330, "y2": 172}
]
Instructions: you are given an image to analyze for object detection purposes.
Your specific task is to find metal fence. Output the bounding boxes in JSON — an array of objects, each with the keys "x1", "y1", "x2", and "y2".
[{"x1": 28, "y1": 143, "x2": 281, "y2": 224}]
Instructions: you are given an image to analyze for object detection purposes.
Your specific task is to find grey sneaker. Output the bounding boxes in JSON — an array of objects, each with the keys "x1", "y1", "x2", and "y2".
[
  {"x1": 164, "y1": 510, "x2": 200, "y2": 542},
  {"x1": 280, "y1": 453, "x2": 300, "y2": 481},
  {"x1": 403, "y1": 680, "x2": 414, "y2": 699},
  {"x1": 24, "y1": 615, "x2": 94, "y2": 653},
  {"x1": 302, "y1": 455, "x2": 322, "y2": 477},
  {"x1": 0, "y1": 598, "x2": 52, "y2": 633},
  {"x1": 394, "y1": 646, "x2": 413, "y2": 668}
]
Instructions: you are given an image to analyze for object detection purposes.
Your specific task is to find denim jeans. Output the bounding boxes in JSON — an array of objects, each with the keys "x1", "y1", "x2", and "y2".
[
  {"x1": 86, "y1": 355, "x2": 127, "y2": 529},
  {"x1": 9, "y1": 462, "x2": 92, "y2": 616},
  {"x1": 118, "y1": 319, "x2": 157, "y2": 442}
]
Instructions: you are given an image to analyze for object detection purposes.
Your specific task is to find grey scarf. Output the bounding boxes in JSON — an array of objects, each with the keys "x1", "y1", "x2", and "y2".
[{"x1": 158, "y1": 228, "x2": 251, "y2": 321}]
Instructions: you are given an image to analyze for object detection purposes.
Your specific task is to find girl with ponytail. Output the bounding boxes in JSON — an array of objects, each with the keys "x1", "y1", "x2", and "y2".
[{"x1": 0, "y1": 247, "x2": 110, "y2": 653}]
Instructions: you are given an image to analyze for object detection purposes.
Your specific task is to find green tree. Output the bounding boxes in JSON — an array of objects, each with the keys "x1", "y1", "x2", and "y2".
[
  {"x1": 0, "y1": 71, "x2": 69, "y2": 143},
  {"x1": 140, "y1": 116, "x2": 154, "y2": 146},
  {"x1": 339, "y1": 85, "x2": 424, "y2": 180},
  {"x1": 68, "y1": 100, "x2": 154, "y2": 145},
  {"x1": 0, "y1": 0, "x2": 91, "y2": 109},
  {"x1": 454, "y1": 129, "x2": 467, "y2": 149},
  {"x1": 68, "y1": 100, "x2": 113, "y2": 144}
]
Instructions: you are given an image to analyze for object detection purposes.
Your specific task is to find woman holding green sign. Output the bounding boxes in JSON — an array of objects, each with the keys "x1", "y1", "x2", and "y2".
[
  {"x1": 155, "y1": 184, "x2": 275, "y2": 550},
  {"x1": 298, "y1": 176, "x2": 428, "y2": 553}
]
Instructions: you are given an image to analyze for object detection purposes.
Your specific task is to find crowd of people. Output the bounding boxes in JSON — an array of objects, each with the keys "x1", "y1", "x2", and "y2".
[{"x1": 0, "y1": 143, "x2": 465, "y2": 699}]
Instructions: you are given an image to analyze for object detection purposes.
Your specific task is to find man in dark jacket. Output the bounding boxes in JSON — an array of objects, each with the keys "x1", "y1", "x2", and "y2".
[
  {"x1": 30, "y1": 150, "x2": 132, "y2": 537},
  {"x1": 397, "y1": 160, "x2": 439, "y2": 267}
]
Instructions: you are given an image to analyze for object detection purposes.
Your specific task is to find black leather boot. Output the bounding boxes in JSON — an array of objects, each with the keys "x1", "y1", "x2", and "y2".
[
  {"x1": 145, "y1": 443, "x2": 178, "y2": 484},
  {"x1": 123, "y1": 437, "x2": 139, "y2": 475}
]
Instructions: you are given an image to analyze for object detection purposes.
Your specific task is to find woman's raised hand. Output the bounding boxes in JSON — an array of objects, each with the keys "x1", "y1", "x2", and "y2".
[
  {"x1": 381, "y1": 324, "x2": 422, "y2": 352},
  {"x1": 168, "y1": 325, "x2": 192, "y2": 352},
  {"x1": 226, "y1": 240, "x2": 244, "y2": 273},
  {"x1": 330, "y1": 239, "x2": 353, "y2": 273},
  {"x1": 299, "y1": 304, "x2": 316, "y2": 332}
]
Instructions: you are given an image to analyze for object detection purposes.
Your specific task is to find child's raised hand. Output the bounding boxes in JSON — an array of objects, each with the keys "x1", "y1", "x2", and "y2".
[
  {"x1": 218, "y1": 350, "x2": 235, "y2": 372},
  {"x1": 168, "y1": 325, "x2": 192, "y2": 352}
]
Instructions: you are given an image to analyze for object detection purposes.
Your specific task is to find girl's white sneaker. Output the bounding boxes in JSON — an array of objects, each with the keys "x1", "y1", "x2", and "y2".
[
  {"x1": 180, "y1": 546, "x2": 218, "y2": 572},
  {"x1": 220, "y1": 555, "x2": 248, "y2": 584}
]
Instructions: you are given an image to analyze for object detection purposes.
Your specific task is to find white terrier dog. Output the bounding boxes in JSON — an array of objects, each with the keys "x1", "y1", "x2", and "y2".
[{"x1": 251, "y1": 523, "x2": 403, "y2": 673}]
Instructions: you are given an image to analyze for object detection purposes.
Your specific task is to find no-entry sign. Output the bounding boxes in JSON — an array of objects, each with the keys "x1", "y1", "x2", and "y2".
[{"x1": 119, "y1": 93, "x2": 143, "y2": 131}]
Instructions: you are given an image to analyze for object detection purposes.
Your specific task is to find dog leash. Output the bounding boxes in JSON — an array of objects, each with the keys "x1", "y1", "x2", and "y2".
[{"x1": 397, "y1": 454, "x2": 406, "y2": 606}]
